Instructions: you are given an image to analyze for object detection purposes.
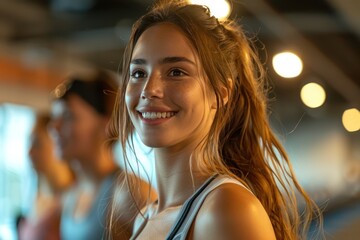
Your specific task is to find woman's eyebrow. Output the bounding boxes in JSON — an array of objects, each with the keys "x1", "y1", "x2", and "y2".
[
  {"x1": 130, "y1": 56, "x2": 195, "y2": 65},
  {"x1": 130, "y1": 58, "x2": 146, "y2": 65},
  {"x1": 160, "y1": 56, "x2": 195, "y2": 65}
]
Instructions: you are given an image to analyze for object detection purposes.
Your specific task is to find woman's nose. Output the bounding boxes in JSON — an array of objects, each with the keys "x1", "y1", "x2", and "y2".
[{"x1": 141, "y1": 72, "x2": 164, "y2": 99}]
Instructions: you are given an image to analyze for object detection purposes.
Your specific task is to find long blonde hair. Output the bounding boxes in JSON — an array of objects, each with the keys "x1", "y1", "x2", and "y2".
[{"x1": 108, "y1": 1, "x2": 323, "y2": 239}]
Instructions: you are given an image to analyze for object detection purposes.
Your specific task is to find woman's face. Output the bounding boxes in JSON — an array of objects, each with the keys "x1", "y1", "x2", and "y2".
[
  {"x1": 51, "y1": 95, "x2": 105, "y2": 162},
  {"x1": 126, "y1": 23, "x2": 217, "y2": 150}
]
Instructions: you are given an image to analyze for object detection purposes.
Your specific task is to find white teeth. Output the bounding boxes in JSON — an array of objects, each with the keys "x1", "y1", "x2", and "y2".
[{"x1": 141, "y1": 112, "x2": 175, "y2": 119}]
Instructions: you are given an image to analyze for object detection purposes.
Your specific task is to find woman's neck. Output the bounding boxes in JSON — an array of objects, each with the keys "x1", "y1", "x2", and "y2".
[{"x1": 153, "y1": 147, "x2": 210, "y2": 214}]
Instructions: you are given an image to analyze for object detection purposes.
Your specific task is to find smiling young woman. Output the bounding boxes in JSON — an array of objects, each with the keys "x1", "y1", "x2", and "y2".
[{"x1": 108, "y1": 1, "x2": 323, "y2": 239}]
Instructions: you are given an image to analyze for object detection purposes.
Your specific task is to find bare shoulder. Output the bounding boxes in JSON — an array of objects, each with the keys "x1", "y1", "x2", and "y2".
[{"x1": 192, "y1": 183, "x2": 276, "y2": 240}]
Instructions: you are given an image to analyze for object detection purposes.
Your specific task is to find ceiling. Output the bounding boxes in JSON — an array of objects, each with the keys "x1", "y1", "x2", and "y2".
[{"x1": 0, "y1": 0, "x2": 359, "y2": 123}]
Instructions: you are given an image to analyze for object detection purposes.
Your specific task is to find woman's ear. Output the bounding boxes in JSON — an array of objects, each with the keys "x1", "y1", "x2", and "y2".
[{"x1": 211, "y1": 78, "x2": 232, "y2": 109}]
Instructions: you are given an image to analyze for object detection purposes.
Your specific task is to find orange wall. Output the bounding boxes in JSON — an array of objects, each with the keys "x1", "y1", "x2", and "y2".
[{"x1": 0, "y1": 56, "x2": 65, "y2": 91}]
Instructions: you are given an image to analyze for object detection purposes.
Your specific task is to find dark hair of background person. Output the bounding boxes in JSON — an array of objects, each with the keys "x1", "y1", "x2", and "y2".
[{"x1": 53, "y1": 69, "x2": 118, "y2": 117}]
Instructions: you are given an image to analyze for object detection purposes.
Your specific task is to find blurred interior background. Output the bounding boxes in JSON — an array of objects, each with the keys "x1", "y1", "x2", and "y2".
[{"x1": 0, "y1": 0, "x2": 359, "y2": 239}]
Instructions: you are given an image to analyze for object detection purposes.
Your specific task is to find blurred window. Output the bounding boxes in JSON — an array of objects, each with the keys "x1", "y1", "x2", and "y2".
[{"x1": 0, "y1": 104, "x2": 36, "y2": 240}]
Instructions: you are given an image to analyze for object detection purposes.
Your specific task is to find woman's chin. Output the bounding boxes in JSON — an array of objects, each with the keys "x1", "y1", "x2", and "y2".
[{"x1": 139, "y1": 137, "x2": 170, "y2": 149}]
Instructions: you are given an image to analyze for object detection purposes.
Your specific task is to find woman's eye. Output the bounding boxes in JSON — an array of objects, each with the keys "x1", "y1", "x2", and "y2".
[
  {"x1": 169, "y1": 69, "x2": 185, "y2": 77},
  {"x1": 131, "y1": 70, "x2": 146, "y2": 79}
]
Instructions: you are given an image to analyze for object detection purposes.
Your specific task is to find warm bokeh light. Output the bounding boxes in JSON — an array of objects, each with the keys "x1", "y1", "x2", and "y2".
[
  {"x1": 300, "y1": 82, "x2": 326, "y2": 108},
  {"x1": 342, "y1": 108, "x2": 360, "y2": 132},
  {"x1": 189, "y1": 0, "x2": 231, "y2": 20},
  {"x1": 272, "y1": 52, "x2": 303, "y2": 78}
]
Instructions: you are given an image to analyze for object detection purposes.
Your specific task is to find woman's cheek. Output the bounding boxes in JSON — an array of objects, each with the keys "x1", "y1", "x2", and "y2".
[{"x1": 125, "y1": 84, "x2": 141, "y2": 115}]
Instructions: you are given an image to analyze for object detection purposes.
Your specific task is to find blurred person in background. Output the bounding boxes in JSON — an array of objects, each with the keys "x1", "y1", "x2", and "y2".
[
  {"x1": 51, "y1": 69, "x2": 155, "y2": 240},
  {"x1": 18, "y1": 113, "x2": 75, "y2": 240}
]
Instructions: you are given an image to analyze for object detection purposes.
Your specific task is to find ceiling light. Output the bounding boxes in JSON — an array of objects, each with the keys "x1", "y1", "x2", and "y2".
[
  {"x1": 189, "y1": 0, "x2": 231, "y2": 20},
  {"x1": 272, "y1": 52, "x2": 303, "y2": 78},
  {"x1": 300, "y1": 82, "x2": 326, "y2": 108},
  {"x1": 342, "y1": 108, "x2": 360, "y2": 132}
]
